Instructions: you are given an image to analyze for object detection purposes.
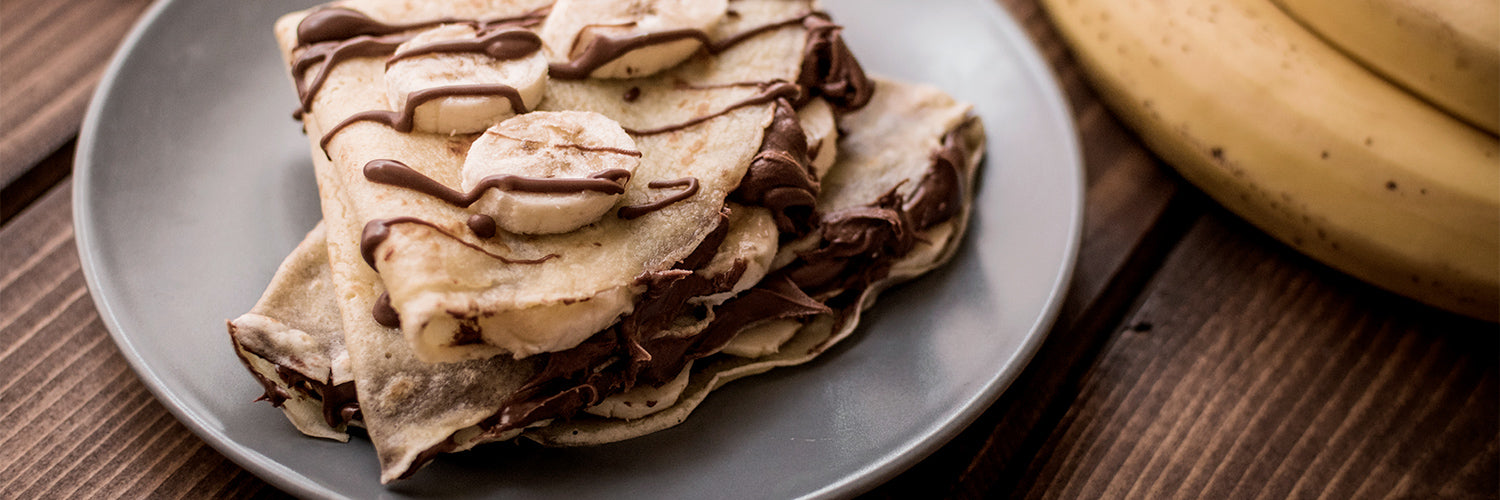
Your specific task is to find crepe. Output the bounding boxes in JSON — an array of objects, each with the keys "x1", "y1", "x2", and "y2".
[
  {"x1": 231, "y1": 75, "x2": 983, "y2": 480},
  {"x1": 278, "y1": 0, "x2": 822, "y2": 363}
]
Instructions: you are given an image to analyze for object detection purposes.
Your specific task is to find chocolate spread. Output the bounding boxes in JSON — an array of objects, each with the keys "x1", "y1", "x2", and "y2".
[{"x1": 729, "y1": 98, "x2": 818, "y2": 236}]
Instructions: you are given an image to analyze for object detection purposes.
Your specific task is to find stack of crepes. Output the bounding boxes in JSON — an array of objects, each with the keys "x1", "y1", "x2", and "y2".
[{"x1": 228, "y1": 0, "x2": 985, "y2": 483}]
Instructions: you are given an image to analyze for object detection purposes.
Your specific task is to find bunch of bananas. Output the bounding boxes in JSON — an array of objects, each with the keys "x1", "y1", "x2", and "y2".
[{"x1": 1042, "y1": 0, "x2": 1499, "y2": 321}]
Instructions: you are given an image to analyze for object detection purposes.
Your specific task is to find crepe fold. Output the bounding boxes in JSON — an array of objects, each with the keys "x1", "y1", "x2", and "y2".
[{"x1": 232, "y1": 0, "x2": 982, "y2": 483}]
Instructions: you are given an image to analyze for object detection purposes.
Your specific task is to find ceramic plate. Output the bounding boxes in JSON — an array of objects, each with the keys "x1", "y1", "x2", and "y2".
[{"x1": 74, "y1": 0, "x2": 1081, "y2": 497}]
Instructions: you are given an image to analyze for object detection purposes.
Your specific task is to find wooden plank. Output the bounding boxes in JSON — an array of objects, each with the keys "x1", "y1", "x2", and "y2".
[
  {"x1": 0, "y1": 0, "x2": 153, "y2": 190},
  {"x1": 1011, "y1": 209, "x2": 1498, "y2": 499},
  {"x1": 0, "y1": 182, "x2": 283, "y2": 499},
  {"x1": 864, "y1": 0, "x2": 1201, "y2": 496}
]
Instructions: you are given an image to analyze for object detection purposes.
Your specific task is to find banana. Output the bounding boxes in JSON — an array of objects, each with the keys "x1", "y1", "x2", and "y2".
[
  {"x1": 1270, "y1": 0, "x2": 1500, "y2": 135},
  {"x1": 799, "y1": 98, "x2": 839, "y2": 178},
  {"x1": 1042, "y1": 0, "x2": 1500, "y2": 320},
  {"x1": 461, "y1": 110, "x2": 640, "y2": 235},
  {"x1": 720, "y1": 319, "x2": 801, "y2": 358},
  {"x1": 540, "y1": 0, "x2": 729, "y2": 78},
  {"x1": 696, "y1": 204, "x2": 780, "y2": 306},
  {"x1": 384, "y1": 24, "x2": 549, "y2": 135}
]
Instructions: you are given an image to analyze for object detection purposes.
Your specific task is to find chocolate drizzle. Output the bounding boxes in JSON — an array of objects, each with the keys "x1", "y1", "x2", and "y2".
[
  {"x1": 360, "y1": 216, "x2": 557, "y2": 269},
  {"x1": 796, "y1": 15, "x2": 874, "y2": 111},
  {"x1": 905, "y1": 128, "x2": 969, "y2": 230},
  {"x1": 363, "y1": 159, "x2": 631, "y2": 208},
  {"x1": 373, "y1": 292, "x2": 401, "y2": 327},
  {"x1": 548, "y1": 12, "x2": 826, "y2": 80},
  {"x1": 385, "y1": 28, "x2": 543, "y2": 67},
  {"x1": 623, "y1": 81, "x2": 800, "y2": 135},
  {"x1": 320, "y1": 84, "x2": 529, "y2": 151},
  {"x1": 730, "y1": 98, "x2": 818, "y2": 236},
  {"x1": 291, "y1": 7, "x2": 548, "y2": 116},
  {"x1": 467, "y1": 214, "x2": 498, "y2": 238},
  {"x1": 293, "y1": 35, "x2": 408, "y2": 116},
  {"x1": 617, "y1": 177, "x2": 701, "y2": 219},
  {"x1": 296, "y1": 7, "x2": 453, "y2": 46}
]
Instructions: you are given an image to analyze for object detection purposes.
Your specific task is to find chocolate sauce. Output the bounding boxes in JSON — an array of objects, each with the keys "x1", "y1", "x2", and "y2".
[
  {"x1": 373, "y1": 292, "x2": 401, "y2": 327},
  {"x1": 293, "y1": 35, "x2": 409, "y2": 114},
  {"x1": 622, "y1": 81, "x2": 800, "y2": 135},
  {"x1": 296, "y1": 6, "x2": 547, "y2": 47},
  {"x1": 905, "y1": 127, "x2": 969, "y2": 230},
  {"x1": 730, "y1": 98, "x2": 818, "y2": 236},
  {"x1": 292, "y1": 9, "x2": 548, "y2": 116},
  {"x1": 296, "y1": 7, "x2": 452, "y2": 46},
  {"x1": 548, "y1": 12, "x2": 827, "y2": 80},
  {"x1": 617, "y1": 177, "x2": 700, "y2": 219},
  {"x1": 796, "y1": 15, "x2": 873, "y2": 111},
  {"x1": 232, "y1": 337, "x2": 361, "y2": 429},
  {"x1": 385, "y1": 28, "x2": 543, "y2": 67},
  {"x1": 467, "y1": 213, "x2": 498, "y2": 238},
  {"x1": 363, "y1": 159, "x2": 631, "y2": 207},
  {"x1": 360, "y1": 216, "x2": 557, "y2": 269},
  {"x1": 320, "y1": 84, "x2": 529, "y2": 151}
]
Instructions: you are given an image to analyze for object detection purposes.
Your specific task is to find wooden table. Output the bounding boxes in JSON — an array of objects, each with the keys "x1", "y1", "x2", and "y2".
[{"x1": 3, "y1": 0, "x2": 1494, "y2": 498}]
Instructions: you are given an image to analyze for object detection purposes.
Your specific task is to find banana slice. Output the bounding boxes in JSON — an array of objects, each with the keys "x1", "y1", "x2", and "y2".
[
  {"x1": 799, "y1": 98, "x2": 839, "y2": 178},
  {"x1": 461, "y1": 110, "x2": 641, "y2": 234},
  {"x1": 695, "y1": 204, "x2": 779, "y2": 306},
  {"x1": 720, "y1": 318, "x2": 802, "y2": 358},
  {"x1": 541, "y1": 0, "x2": 729, "y2": 79},
  {"x1": 384, "y1": 24, "x2": 549, "y2": 135}
]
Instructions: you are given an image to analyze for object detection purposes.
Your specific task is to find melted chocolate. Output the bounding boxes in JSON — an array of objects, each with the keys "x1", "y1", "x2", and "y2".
[
  {"x1": 373, "y1": 292, "x2": 401, "y2": 327},
  {"x1": 293, "y1": 35, "x2": 409, "y2": 114},
  {"x1": 363, "y1": 159, "x2": 630, "y2": 209},
  {"x1": 796, "y1": 15, "x2": 873, "y2": 111},
  {"x1": 729, "y1": 98, "x2": 818, "y2": 236},
  {"x1": 296, "y1": 7, "x2": 451, "y2": 46},
  {"x1": 292, "y1": 9, "x2": 547, "y2": 116},
  {"x1": 232, "y1": 335, "x2": 361, "y2": 429},
  {"x1": 623, "y1": 81, "x2": 800, "y2": 135},
  {"x1": 549, "y1": 12, "x2": 826, "y2": 80},
  {"x1": 385, "y1": 28, "x2": 543, "y2": 67},
  {"x1": 467, "y1": 213, "x2": 497, "y2": 238},
  {"x1": 617, "y1": 177, "x2": 700, "y2": 219},
  {"x1": 360, "y1": 216, "x2": 557, "y2": 269},
  {"x1": 320, "y1": 84, "x2": 529, "y2": 151},
  {"x1": 905, "y1": 127, "x2": 968, "y2": 230}
]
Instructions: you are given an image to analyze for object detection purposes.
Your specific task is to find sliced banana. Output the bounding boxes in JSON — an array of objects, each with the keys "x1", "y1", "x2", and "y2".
[
  {"x1": 541, "y1": 0, "x2": 729, "y2": 79},
  {"x1": 384, "y1": 24, "x2": 549, "y2": 135},
  {"x1": 695, "y1": 204, "x2": 779, "y2": 306},
  {"x1": 720, "y1": 318, "x2": 803, "y2": 358},
  {"x1": 461, "y1": 110, "x2": 640, "y2": 234},
  {"x1": 584, "y1": 361, "x2": 694, "y2": 420},
  {"x1": 799, "y1": 98, "x2": 839, "y2": 178}
]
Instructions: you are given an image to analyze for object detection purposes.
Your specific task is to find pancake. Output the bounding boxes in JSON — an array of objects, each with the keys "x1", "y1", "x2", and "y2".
[
  {"x1": 235, "y1": 0, "x2": 980, "y2": 483},
  {"x1": 231, "y1": 76, "x2": 981, "y2": 480}
]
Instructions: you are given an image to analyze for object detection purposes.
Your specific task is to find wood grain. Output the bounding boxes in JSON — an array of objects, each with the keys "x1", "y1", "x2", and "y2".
[
  {"x1": 0, "y1": 0, "x2": 153, "y2": 192},
  {"x1": 1013, "y1": 209, "x2": 1498, "y2": 500},
  {"x1": 867, "y1": 0, "x2": 1202, "y2": 496},
  {"x1": 0, "y1": 182, "x2": 286, "y2": 500}
]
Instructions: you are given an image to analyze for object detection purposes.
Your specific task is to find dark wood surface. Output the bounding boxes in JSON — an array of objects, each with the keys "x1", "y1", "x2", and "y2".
[{"x1": 1, "y1": 0, "x2": 1493, "y2": 498}]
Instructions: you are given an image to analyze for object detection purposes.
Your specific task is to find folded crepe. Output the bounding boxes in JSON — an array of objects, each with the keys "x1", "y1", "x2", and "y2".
[
  {"x1": 231, "y1": 75, "x2": 984, "y2": 481},
  {"x1": 277, "y1": 0, "x2": 855, "y2": 364}
]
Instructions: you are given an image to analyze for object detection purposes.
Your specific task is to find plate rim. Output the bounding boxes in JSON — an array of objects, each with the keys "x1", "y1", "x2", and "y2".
[{"x1": 71, "y1": 0, "x2": 1083, "y2": 497}]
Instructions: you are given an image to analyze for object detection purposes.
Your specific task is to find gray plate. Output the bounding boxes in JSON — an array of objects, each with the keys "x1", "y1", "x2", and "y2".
[{"x1": 74, "y1": 0, "x2": 1081, "y2": 497}]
